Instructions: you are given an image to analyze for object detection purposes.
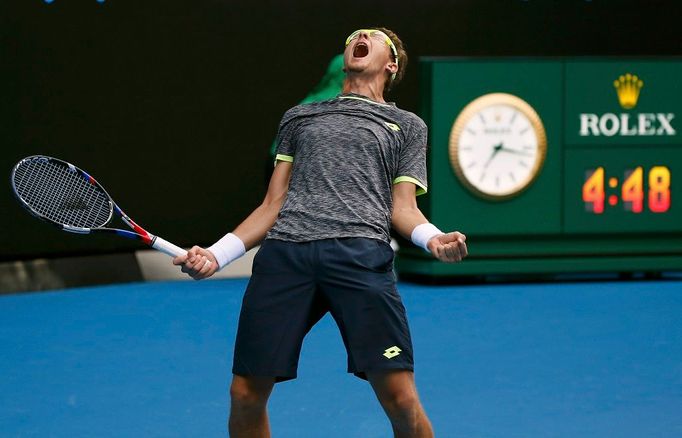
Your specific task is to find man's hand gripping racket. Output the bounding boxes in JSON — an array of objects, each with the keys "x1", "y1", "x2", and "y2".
[
  {"x1": 9, "y1": 156, "x2": 214, "y2": 267},
  {"x1": 172, "y1": 246, "x2": 218, "y2": 280}
]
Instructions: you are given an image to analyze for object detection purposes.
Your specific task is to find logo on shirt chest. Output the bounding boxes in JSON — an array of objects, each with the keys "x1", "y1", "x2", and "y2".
[{"x1": 384, "y1": 122, "x2": 401, "y2": 132}]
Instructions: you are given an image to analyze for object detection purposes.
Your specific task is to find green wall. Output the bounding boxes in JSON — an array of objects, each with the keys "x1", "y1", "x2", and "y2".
[{"x1": 400, "y1": 58, "x2": 682, "y2": 277}]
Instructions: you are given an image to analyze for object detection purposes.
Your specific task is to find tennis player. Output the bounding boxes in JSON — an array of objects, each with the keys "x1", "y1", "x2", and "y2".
[{"x1": 174, "y1": 27, "x2": 467, "y2": 438}]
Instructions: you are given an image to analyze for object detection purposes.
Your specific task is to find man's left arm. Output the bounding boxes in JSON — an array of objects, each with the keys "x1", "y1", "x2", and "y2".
[{"x1": 391, "y1": 182, "x2": 468, "y2": 263}]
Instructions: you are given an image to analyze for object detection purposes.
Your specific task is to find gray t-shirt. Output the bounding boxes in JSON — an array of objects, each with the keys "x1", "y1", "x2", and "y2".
[{"x1": 267, "y1": 93, "x2": 428, "y2": 243}]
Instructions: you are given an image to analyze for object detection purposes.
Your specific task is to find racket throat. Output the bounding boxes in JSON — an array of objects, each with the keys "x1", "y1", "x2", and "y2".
[{"x1": 119, "y1": 211, "x2": 152, "y2": 244}]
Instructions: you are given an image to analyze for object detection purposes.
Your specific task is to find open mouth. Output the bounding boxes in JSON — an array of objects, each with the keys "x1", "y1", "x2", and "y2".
[{"x1": 353, "y1": 42, "x2": 369, "y2": 58}]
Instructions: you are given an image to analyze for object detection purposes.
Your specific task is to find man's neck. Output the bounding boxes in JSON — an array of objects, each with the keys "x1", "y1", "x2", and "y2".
[{"x1": 342, "y1": 76, "x2": 386, "y2": 103}]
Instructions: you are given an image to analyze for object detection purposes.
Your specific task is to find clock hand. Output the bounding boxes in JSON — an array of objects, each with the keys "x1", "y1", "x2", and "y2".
[
  {"x1": 483, "y1": 142, "x2": 503, "y2": 169},
  {"x1": 497, "y1": 145, "x2": 535, "y2": 157}
]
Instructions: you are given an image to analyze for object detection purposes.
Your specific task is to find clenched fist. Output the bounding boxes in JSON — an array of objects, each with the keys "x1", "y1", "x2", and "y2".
[{"x1": 426, "y1": 232, "x2": 468, "y2": 263}]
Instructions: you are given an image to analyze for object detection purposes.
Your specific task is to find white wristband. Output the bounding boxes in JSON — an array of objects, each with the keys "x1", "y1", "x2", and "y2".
[
  {"x1": 411, "y1": 223, "x2": 443, "y2": 253},
  {"x1": 207, "y1": 233, "x2": 246, "y2": 270}
]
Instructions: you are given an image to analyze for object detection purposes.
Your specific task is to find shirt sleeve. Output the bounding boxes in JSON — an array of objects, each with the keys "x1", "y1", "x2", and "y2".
[
  {"x1": 393, "y1": 117, "x2": 428, "y2": 196},
  {"x1": 274, "y1": 109, "x2": 299, "y2": 163}
]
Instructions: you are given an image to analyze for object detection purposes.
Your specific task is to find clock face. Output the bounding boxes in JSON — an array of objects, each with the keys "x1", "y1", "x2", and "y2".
[{"x1": 449, "y1": 93, "x2": 547, "y2": 200}]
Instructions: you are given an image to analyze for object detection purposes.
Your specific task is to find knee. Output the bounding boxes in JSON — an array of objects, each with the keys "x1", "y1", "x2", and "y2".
[
  {"x1": 229, "y1": 378, "x2": 271, "y2": 412},
  {"x1": 383, "y1": 389, "x2": 421, "y2": 417}
]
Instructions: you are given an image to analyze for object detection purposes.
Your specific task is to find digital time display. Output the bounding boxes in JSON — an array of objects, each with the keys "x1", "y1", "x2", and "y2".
[
  {"x1": 563, "y1": 147, "x2": 680, "y2": 234},
  {"x1": 583, "y1": 165, "x2": 671, "y2": 214}
]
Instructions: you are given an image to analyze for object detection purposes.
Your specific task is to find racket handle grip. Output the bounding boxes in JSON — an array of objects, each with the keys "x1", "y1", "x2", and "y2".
[{"x1": 151, "y1": 236, "x2": 187, "y2": 257}]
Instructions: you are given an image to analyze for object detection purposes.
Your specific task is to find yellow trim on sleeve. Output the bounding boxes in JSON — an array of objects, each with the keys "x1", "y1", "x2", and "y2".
[
  {"x1": 393, "y1": 176, "x2": 427, "y2": 196},
  {"x1": 275, "y1": 154, "x2": 294, "y2": 164}
]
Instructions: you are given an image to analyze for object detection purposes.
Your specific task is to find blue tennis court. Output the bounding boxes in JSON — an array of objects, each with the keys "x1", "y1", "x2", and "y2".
[{"x1": 2, "y1": 277, "x2": 681, "y2": 437}]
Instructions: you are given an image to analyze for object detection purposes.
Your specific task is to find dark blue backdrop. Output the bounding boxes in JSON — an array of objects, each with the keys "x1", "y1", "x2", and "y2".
[{"x1": 2, "y1": 0, "x2": 681, "y2": 260}]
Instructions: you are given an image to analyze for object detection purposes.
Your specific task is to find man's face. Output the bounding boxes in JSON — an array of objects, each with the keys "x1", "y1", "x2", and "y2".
[{"x1": 343, "y1": 30, "x2": 396, "y2": 81}]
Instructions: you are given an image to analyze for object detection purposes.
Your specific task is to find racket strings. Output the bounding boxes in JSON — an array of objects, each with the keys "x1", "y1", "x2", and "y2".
[
  {"x1": 43, "y1": 162, "x2": 110, "y2": 228},
  {"x1": 13, "y1": 159, "x2": 112, "y2": 229}
]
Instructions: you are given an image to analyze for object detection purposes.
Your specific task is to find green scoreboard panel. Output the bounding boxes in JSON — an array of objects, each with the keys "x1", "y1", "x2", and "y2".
[{"x1": 397, "y1": 58, "x2": 682, "y2": 278}]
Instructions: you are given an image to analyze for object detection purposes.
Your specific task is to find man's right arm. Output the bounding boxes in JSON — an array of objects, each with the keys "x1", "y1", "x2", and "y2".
[
  {"x1": 173, "y1": 160, "x2": 292, "y2": 279},
  {"x1": 232, "y1": 160, "x2": 292, "y2": 250}
]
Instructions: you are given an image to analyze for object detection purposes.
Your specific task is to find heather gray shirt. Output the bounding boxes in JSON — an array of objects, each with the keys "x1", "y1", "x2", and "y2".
[{"x1": 267, "y1": 93, "x2": 428, "y2": 243}]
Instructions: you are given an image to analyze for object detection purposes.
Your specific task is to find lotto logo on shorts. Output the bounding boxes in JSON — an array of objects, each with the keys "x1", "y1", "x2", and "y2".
[{"x1": 383, "y1": 346, "x2": 402, "y2": 359}]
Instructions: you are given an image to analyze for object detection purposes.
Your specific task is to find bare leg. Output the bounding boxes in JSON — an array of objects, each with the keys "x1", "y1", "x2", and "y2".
[
  {"x1": 367, "y1": 370, "x2": 434, "y2": 438},
  {"x1": 228, "y1": 375, "x2": 276, "y2": 438}
]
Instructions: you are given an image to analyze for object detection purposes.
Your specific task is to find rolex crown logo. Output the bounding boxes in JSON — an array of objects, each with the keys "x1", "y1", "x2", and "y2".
[{"x1": 613, "y1": 73, "x2": 643, "y2": 110}]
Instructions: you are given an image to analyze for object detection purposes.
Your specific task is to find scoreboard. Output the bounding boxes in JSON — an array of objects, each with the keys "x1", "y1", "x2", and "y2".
[{"x1": 397, "y1": 58, "x2": 682, "y2": 278}]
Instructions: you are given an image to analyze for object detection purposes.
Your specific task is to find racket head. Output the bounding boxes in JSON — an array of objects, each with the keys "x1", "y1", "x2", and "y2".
[{"x1": 11, "y1": 155, "x2": 114, "y2": 233}]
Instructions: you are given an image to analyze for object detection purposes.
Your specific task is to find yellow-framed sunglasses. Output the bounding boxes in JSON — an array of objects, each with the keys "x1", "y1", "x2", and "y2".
[{"x1": 345, "y1": 29, "x2": 399, "y2": 82}]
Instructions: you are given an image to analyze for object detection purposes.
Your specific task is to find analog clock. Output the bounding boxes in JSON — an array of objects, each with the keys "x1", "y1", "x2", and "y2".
[{"x1": 449, "y1": 93, "x2": 547, "y2": 200}]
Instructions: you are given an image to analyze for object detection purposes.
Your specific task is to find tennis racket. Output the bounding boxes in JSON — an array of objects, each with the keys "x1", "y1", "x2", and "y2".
[{"x1": 11, "y1": 155, "x2": 186, "y2": 257}]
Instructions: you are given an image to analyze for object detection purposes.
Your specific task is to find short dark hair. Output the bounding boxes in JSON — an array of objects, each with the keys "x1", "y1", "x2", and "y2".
[{"x1": 374, "y1": 27, "x2": 408, "y2": 93}]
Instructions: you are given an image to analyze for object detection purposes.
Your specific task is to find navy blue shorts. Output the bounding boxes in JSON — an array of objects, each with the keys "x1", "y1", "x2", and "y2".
[{"x1": 232, "y1": 238, "x2": 414, "y2": 382}]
